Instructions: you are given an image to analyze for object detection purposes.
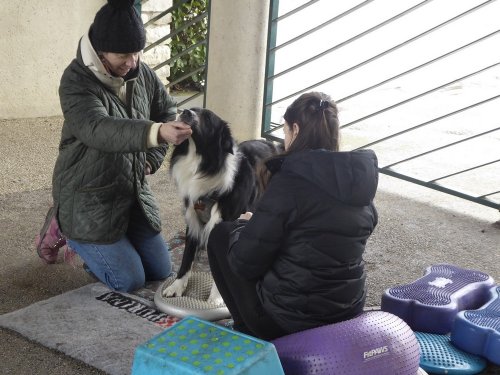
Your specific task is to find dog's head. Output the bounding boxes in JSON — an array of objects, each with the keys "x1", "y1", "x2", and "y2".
[{"x1": 178, "y1": 108, "x2": 235, "y2": 175}]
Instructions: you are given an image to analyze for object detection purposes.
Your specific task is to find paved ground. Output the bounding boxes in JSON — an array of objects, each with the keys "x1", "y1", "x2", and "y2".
[{"x1": 0, "y1": 116, "x2": 499, "y2": 374}]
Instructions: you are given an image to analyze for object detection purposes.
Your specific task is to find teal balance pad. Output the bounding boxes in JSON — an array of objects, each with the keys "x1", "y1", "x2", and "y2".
[
  {"x1": 415, "y1": 332, "x2": 487, "y2": 374},
  {"x1": 131, "y1": 316, "x2": 284, "y2": 375}
]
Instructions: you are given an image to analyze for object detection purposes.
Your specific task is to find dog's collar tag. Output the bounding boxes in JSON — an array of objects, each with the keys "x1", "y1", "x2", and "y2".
[
  {"x1": 194, "y1": 200, "x2": 206, "y2": 211},
  {"x1": 194, "y1": 197, "x2": 217, "y2": 224}
]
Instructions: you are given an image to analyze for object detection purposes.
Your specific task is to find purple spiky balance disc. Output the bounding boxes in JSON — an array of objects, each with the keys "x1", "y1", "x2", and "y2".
[
  {"x1": 272, "y1": 311, "x2": 420, "y2": 375},
  {"x1": 381, "y1": 264, "x2": 495, "y2": 334},
  {"x1": 451, "y1": 285, "x2": 500, "y2": 365}
]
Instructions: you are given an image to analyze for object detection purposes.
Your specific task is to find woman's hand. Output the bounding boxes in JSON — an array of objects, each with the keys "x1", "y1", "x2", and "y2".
[
  {"x1": 239, "y1": 212, "x2": 253, "y2": 220},
  {"x1": 158, "y1": 121, "x2": 192, "y2": 145}
]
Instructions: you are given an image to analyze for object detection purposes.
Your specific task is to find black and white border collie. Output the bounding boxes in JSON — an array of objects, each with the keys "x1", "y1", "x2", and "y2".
[{"x1": 163, "y1": 108, "x2": 280, "y2": 303}]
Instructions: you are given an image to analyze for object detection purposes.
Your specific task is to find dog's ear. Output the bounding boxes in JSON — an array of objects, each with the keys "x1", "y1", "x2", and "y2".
[{"x1": 220, "y1": 123, "x2": 234, "y2": 154}]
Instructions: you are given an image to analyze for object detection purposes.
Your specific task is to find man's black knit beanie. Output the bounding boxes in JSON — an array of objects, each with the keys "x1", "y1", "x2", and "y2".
[{"x1": 90, "y1": 0, "x2": 146, "y2": 53}]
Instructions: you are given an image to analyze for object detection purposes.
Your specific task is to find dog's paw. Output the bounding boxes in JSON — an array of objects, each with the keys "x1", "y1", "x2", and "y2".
[
  {"x1": 162, "y1": 278, "x2": 188, "y2": 297},
  {"x1": 207, "y1": 294, "x2": 224, "y2": 306},
  {"x1": 207, "y1": 282, "x2": 225, "y2": 306}
]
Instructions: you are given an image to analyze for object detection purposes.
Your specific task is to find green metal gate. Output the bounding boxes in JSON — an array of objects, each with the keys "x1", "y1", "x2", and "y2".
[{"x1": 263, "y1": 0, "x2": 500, "y2": 210}]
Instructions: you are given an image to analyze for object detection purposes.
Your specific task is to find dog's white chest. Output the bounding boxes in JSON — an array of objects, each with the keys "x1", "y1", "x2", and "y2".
[{"x1": 171, "y1": 140, "x2": 240, "y2": 202}]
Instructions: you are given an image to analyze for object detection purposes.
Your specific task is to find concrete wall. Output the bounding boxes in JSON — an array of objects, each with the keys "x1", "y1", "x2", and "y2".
[
  {"x1": 0, "y1": 1, "x2": 105, "y2": 119},
  {"x1": 205, "y1": 0, "x2": 270, "y2": 141}
]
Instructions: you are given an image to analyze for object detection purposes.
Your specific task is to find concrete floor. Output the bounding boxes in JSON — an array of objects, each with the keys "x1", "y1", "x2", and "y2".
[{"x1": 0, "y1": 117, "x2": 499, "y2": 374}]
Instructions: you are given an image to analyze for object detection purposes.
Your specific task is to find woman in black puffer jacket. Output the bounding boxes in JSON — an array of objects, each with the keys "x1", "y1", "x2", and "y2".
[{"x1": 207, "y1": 91, "x2": 378, "y2": 340}]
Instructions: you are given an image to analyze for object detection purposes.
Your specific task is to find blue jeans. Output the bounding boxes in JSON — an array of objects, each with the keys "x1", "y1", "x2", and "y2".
[{"x1": 68, "y1": 208, "x2": 172, "y2": 292}]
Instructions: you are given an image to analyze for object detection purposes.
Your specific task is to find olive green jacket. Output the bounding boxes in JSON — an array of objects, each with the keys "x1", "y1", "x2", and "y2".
[{"x1": 52, "y1": 36, "x2": 176, "y2": 243}]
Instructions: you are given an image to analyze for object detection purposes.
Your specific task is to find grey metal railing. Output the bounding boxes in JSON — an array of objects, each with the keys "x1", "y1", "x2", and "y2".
[{"x1": 263, "y1": 0, "x2": 500, "y2": 210}]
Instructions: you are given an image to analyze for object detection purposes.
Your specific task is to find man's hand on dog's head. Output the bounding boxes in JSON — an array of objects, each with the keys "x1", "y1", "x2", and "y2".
[{"x1": 158, "y1": 121, "x2": 192, "y2": 145}]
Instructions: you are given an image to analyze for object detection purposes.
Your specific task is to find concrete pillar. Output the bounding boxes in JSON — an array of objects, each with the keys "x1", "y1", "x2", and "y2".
[{"x1": 205, "y1": 0, "x2": 270, "y2": 141}]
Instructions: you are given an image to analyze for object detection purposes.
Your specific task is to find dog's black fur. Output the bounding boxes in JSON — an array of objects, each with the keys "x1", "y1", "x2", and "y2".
[{"x1": 164, "y1": 108, "x2": 280, "y2": 298}]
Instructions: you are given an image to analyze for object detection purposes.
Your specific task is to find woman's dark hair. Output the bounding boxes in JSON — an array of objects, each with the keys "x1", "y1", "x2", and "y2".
[
  {"x1": 283, "y1": 91, "x2": 339, "y2": 152},
  {"x1": 258, "y1": 91, "x2": 340, "y2": 191}
]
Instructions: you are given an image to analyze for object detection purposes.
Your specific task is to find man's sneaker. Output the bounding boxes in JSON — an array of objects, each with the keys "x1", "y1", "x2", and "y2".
[{"x1": 35, "y1": 207, "x2": 67, "y2": 264}]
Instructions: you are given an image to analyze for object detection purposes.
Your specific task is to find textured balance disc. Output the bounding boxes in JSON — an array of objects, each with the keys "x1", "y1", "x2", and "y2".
[
  {"x1": 154, "y1": 272, "x2": 231, "y2": 321},
  {"x1": 451, "y1": 285, "x2": 500, "y2": 365},
  {"x1": 272, "y1": 311, "x2": 421, "y2": 375},
  {"x1": 381, "y1": 264, "x2": 495, "y2": 334},
  {"x1": 415, "y1": 332, "x2": 487, "y2": 375},
  {"x1": 131, "y1": 316, "x2": 284, "y2": 375}
]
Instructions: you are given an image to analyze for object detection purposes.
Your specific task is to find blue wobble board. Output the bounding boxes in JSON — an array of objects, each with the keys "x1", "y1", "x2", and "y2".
[
  {"x1": 381, "y1": 264, "x2": 495, "y2": 334},
  {"x1": 451, "y1": 285, "x2": 500, "y2": 365},
  {"x1": 415, "y1": 332, "x2": 487, "y2": 375}
]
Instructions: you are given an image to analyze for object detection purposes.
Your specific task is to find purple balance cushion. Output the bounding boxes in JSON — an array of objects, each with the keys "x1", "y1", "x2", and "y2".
[
  {"x1": 272, "y1": 311, "x2": 420, "y2": 375},
  {"x1": 381, "y1": 264, "x2": 495, "y2": 334},
  {"x1": 451, "y1": 285, "x2": 500, "y2": 365}
]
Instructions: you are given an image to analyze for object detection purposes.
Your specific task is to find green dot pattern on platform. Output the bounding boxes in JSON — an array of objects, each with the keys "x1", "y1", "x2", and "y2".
[{"x1": 141, "y1": 317, "x2": 271, "y2": 373}]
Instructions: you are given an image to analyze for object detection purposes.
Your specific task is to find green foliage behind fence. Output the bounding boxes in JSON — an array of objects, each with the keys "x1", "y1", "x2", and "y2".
[{"x1": 171, "y1": 0, "x2": 208, "y2": 91}]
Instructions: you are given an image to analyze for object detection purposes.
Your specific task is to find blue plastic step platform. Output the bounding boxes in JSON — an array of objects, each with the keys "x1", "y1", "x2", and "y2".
[
  {"x1": 415, "y1": 332, "x2": 487, "y2": 375},
  {"x1": 381, "y1": 264, "x2": 495, "y2": 334},
  {"x1": 131, "y1": 316, "x2": 284, "y2": 375},
  {"x1": 451, "y1": 285, "x2": 500, "y2": 365}
]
